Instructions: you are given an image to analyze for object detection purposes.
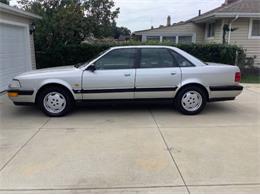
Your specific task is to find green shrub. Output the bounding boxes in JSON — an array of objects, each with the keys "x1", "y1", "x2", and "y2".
[{"x1": 35, "y1": 43, "x2": 246, "y2": 69}]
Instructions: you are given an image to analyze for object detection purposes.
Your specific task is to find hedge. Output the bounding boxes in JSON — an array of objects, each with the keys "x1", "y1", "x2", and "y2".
[{"x1": 35, "y1": 43, "x2": 246, "y2": 69}]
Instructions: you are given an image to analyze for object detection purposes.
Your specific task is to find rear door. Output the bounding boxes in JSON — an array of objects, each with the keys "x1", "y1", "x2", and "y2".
[
  {"x1": 82, "y1": 48, "x2": 136, "y2": 99},
  {"x1": 135, "y1": 48, "x2": 181, "y2": 99}
]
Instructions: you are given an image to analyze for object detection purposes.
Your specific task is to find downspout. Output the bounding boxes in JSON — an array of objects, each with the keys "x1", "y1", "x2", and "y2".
[{"x1": 228, "y1": 15, "x2": 239, "y2": 44}]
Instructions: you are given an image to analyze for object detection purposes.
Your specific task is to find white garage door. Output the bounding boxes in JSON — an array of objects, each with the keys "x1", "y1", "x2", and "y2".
[{"x1": 0, "y1": 23, "x2": 31, "y2": 92}]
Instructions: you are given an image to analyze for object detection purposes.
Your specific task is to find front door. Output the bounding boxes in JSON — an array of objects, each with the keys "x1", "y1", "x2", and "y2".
[
  {"x1": 82, "y1": 48, "x2": 136, "y2": 99},
  {"x1": 135, "y1": 48, "x2": 181, "y2": 99}
]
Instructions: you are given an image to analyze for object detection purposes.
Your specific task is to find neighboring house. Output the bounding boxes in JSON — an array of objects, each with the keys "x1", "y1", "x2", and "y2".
[
  {"x1": 0, "y1": 3, "x2": 41, "y2": 92},
  {"x1": 133, "y1": 0, "x2": 260, "y2": 66}
]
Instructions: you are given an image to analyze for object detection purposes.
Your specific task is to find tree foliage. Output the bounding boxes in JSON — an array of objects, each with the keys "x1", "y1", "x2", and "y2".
[
  {"x1": 36, "y1": 43, "x2": 246, "y2": 69},
  {"x1": 17, "y1": 0, "x2": 127, "y2": 50},
  {"x1": 0, "y1": 0, "x2": 9, "y2": 4},
  {"x1": 112, "y1": 25, "x2": 131, "y2": 39}
]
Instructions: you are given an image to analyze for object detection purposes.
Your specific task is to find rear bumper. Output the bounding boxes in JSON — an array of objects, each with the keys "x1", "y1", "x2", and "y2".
[
  {"x1": 209, "y1": 85, "x2": 243, "y2": 91},
  {"x1": 209, "y1": 85, "x2": 243, "y2": 100}
]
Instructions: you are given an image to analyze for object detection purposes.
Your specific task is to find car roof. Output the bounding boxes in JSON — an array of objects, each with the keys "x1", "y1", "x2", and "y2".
[{"x1": 110, "y1": 45, "x2": 176, "y2": 50}]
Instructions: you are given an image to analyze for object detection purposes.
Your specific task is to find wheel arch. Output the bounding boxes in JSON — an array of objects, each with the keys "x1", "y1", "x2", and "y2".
[
  {"x1": 35, "y1": 82, "x2": 75, "y2": 103},
  {"x1": 176, "y1": 83, "x2": 209, "y2": 100}
]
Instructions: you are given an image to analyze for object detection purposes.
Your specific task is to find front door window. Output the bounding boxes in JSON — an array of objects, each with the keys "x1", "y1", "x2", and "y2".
[{"x1": 95, "y1": 49, "x2": 136, "y2": 70}]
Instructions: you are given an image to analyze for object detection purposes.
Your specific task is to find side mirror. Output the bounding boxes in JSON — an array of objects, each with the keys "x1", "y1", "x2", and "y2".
[{"x1": 86, "y1": 64, "x2": 96, "y2": 72}]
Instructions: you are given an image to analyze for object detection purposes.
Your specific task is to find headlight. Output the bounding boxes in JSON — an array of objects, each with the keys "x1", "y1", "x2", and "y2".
[{"x1": 8, "y1": 80, "x2": 21, "y2": 88}]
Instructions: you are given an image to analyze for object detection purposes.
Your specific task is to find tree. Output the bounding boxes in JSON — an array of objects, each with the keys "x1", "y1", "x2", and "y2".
[
  {"x1": 18, "y1": 0, "x2": 120, "y2": 50},
  {"x1": 83, "y1": 0, "x2": 120, "y2": 38},
  {"x1": 112, "y1": 23, "x2": 131, "y2": 39},
  {"x1": 0, "y1": 0, "x2": 9, "y2": 4}
]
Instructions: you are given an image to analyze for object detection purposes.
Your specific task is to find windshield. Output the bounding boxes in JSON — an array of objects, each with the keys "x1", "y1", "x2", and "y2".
[{"x1": 74, "y1": 49, "x2": 110, "y2": 68}]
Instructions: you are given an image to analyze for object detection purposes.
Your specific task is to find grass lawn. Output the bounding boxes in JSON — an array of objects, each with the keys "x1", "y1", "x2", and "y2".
[{"x1": 241, "y1": 74, "x2": 260, "y2": 83}]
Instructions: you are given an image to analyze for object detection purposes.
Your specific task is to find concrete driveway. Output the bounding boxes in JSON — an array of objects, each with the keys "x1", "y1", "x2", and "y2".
[{"x1": 0, "y1": 84, "x2": 259, "y2": 193}]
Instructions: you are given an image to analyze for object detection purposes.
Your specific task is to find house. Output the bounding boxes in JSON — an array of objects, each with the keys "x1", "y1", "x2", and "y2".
[
  {"x1": 133, "y1": 0, "x2": 260, "y2": 66},
  {"x1": 0, "y1": 3, "x2": 41, "y2": 92}
]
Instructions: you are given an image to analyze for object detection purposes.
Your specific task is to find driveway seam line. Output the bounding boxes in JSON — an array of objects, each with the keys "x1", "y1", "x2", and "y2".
[
  {"x1": 187, "y1": 183, "x2": 260, "y2": 187},
  {"x1": 0, "y1": 185, "x2": 186, "y2": 191},
  {"x1": 245, "y1": 88, "x2": 260, "y2": 94},
  {"x1": 38, "y1": 124, "x2": 258, "y2": 130},
  {"x1": 0, "y1": 118, "x2": 50, "y2": 172},
  {"x1": 149, "y1": 109, "x2": 190, "y2": 194},
  {"x1": 1, "y1": 183, "x2": 260, "y2": 191}
]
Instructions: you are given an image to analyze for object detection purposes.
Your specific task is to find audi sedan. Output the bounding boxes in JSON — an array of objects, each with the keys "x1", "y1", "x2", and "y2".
[{"x1": 7, "y1": 46, "x2": 243, "y2": 116}]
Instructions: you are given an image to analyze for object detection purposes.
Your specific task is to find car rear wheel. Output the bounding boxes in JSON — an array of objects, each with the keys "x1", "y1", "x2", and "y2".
[
  {"x1": 38, "y1": 87, "x2": 73, "y2": 117},
  {"x1": 175, "y1": 86, "x2": 207, "y2": 115}
]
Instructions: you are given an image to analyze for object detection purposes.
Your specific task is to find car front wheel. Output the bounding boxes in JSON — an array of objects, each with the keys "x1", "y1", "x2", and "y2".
[
  {"x1": 175, "y1": 86, "x2": 207, "y2": 115},
  {"x1": 38, "y1": 87, "x2": 74, "y2": 117}
]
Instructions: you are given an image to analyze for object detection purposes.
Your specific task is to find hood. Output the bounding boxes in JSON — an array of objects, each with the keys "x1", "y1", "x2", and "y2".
[
  {"x1": 14, "y1": 65, "x2": 82, "y2": 80},
  {"x1": 20, "y1": 66, "x2": 76, "y2": 75},
  {"x1": 17, "y1": 66, "x2": 79, "y2": 78}
]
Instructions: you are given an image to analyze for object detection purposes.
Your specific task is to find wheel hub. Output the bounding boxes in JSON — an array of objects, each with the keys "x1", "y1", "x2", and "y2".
[
  {"x1": 181, "y1": 91, "x2": 202, "y2": 112},
  {"x1": 43, "y1": 92, "x2": 66, "y2": 114}
]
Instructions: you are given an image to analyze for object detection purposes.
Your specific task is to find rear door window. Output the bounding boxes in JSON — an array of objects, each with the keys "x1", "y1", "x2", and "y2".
[
  {"x1": 140, "y1": 48, "x2": 178, "y2": 68},
  {"x1": 170, "y1": 50, "x2": 195, "y2": 67}
]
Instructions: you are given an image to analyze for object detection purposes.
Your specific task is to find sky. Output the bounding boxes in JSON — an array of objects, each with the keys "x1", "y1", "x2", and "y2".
[
  {"x1": 10, "y1": 0, "x2": 225, "y2": 32},
  {"x1": 113, "y1": 0, "x2": 225, "y2": 32}
]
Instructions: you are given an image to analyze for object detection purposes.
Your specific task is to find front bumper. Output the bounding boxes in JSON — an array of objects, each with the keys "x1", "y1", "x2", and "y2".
[{"x1": 7, "y1": 89, "x2": 35, "y2": 104}]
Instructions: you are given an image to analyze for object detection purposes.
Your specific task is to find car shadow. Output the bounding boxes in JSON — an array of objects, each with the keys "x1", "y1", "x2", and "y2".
[
  {"x1": 73, "y1": 101, "x2": 235, "y2": 115},
  {"x1": 1, "y1": 99, "x2": 238, "y2": 118},
  {"x1": 75, "y1": 101, "x2": 175, "y2": 112}
]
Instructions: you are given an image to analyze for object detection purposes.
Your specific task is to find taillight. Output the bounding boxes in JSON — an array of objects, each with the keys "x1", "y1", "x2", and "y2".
[{"x1": 235, "y1": 72, "x2": 241, "y2": 82}]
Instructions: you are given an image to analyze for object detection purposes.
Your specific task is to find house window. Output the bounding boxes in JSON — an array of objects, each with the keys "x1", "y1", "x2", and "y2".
[
  {"x1": 178, "y1": 36, "x2": 193, "y2": 44},
  {"x1": 146, "y1": 36, "x2": 160, "y2": 41},
  {"x1": 163, "y1": 36, "x2": 176, "y2": 43},
  {"x1": 251, "y1": 19, "x2": 260, "y2": 37},
  {"x1": 207, "y1": 23, "x2": 215, "y2": 38}
]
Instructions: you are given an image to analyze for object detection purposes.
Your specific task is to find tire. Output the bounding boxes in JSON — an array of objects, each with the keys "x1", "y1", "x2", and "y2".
[
  {"x1": 37, "y1": 86, "x2": 74, "y2": 117},
  {"x1": 175, "y1": 86, "x2": 207, "y2": 115}
]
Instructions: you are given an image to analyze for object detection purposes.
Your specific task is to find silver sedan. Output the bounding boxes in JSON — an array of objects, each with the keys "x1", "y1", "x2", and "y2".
[{"x1": 7, "y1": 46, "x2": 243, "y2": 116}]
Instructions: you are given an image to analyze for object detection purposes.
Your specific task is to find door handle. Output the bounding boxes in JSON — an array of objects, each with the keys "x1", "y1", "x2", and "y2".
[
  {"x1": 171, "y1": 72, "x2": 176, "y2": 76},
  {"x1": 124, "y1": 73, "x2": 131, "y2": 77}
]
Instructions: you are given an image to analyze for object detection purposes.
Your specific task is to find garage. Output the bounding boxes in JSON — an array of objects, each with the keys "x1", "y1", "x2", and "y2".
[
  {"x1": 0, "y1": 2, "x2": 41, "y2": 92},
  {"x1": 0, "y1": 23, "x2": 31, "y2": 92}
]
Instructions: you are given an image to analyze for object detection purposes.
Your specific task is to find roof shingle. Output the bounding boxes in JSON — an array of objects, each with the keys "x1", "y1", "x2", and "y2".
[{"x1": 190, "y1": 0, "x2": 260, "y2": 21}]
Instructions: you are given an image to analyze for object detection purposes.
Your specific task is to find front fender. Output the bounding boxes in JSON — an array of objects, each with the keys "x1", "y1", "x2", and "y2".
[{"x1": 35, "y1": 79, "x2": 78, "y2": 101}]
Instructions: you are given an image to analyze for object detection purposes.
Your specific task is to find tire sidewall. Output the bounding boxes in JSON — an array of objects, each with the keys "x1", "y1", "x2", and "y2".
[
  {"x1": 38, "y1": 87, "x2": 73, "y2": 117},
  {"x1": 176, "y1": 86, "x2": 207, "y2": 115}
]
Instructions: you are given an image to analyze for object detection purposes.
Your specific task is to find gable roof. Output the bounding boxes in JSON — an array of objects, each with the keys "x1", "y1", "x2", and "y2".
[
  {"x1": 133, "y1": 0, "x2": 260, "y2": 34},
  {"x1": 190, "y1": 0, "x2": 260, "y2": 23},
  {"x1": 0, "y1": 2, "x2": 41, "y2": 20},
  {"x1": 219, "y1": 0, "x2": 260, "y2": 13},
  {"x1": 133, "y1": 21, "x2": 188, "y2": 35}
]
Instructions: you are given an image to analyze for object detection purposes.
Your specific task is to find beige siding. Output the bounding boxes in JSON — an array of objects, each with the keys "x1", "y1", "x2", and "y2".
[
  {"x1": 0, "y1": 12, "x2": 36, "y2": 69},
  {"x1": 229, "y1": 18, "x2": 260, "y2": 66},
  {"x1": 135, "y1": 22, "x2": 204, "y2": 43},
  {"x1": 204, "y1": 19, "x2": 223, "y2": 44}
]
